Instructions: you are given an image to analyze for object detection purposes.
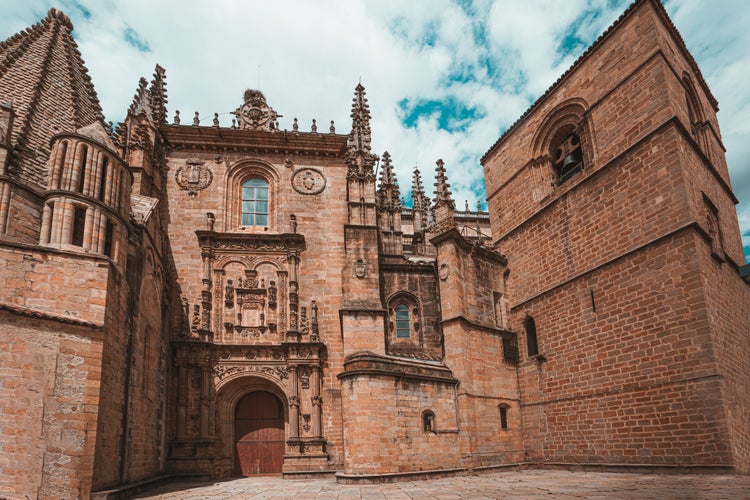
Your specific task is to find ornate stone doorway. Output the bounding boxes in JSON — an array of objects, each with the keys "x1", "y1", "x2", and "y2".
[{"x1": 234, "y1": 390, "x2": 285, "y2": 475}]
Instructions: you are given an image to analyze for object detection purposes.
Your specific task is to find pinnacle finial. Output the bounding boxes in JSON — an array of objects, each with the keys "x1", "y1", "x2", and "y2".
[
  {"x1": 346, "y1": 82, "x2": 377, "y2": 174},
  {"x1": 377, "y1": 151, "x2": 401, "y2": 210},
  {"x1": 434, "y1": 158, "x2": 454, "y2": 204},
  {"x1": 432, "y1": 158, "x2": 456, "y2": 233}
]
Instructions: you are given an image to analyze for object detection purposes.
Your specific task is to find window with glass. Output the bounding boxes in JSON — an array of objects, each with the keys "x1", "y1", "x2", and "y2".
[
  {"x1": 395, "y1": 304, "x2": 411, "y2": 338},
  {"x1": 241, "y1": 178, "x2": 268, "y2": 226}
]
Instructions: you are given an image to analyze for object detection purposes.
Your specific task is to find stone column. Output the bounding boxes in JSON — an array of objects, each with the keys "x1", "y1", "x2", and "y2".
[
  {"x1": 177, "y1": 366, "x2": 188, "y2": 438},
  {"x1": 83, "y1": 206, "x2": 95, "y2": 251},
  {"x1": 288, "y1": 365, "x2": 299, "y2": 439},
  {"x1": 200, "y1": 249, "x2": 213, "y2": 332},
  {"x1": 287, "y1": 251, "x2": 300, "y2": 332},
  {"x1": 39, "y1": 202, "x2": 52, "y2": 244},
  {"x1": 200, "y1": 366, "x2": 210, "y2": 438},
  {"x1": 0, "y1": 181, "x2": 10, "y2": 234},
  {"x1": 311, "y1": 366, "x2": 322, "y2": 438}
]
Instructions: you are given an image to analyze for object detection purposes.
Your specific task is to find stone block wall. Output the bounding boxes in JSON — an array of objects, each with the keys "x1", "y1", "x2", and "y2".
[
  {"x1": 0, "y1": 245, "x2": 109, "y2": 499},
  {"x1": 339, "y1": 355, "x2": 461, "y2": 475},
  {"x1": 0, "y1": 313, "x2": 104, "y2": 499}
]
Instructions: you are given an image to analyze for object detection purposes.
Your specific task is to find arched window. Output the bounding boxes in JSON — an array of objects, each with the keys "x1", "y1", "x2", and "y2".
[
  {"x1": 422, "y1": 410, "x2": 435, "y2": 432},
  {"x1": 395, "y1": 304, "x2": 411, "y2": 338},
  {"x1": 241, "y1": 178, "x2": 269, "y2": 227},
  {"x1": 525, "y1": 316, "x2": 539, "y2": 357}
]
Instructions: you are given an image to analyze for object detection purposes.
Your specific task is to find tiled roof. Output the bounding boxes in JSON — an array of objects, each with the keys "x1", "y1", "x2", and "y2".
[{"x1": 0, "y1": 8, "x2": 104, "y2": 189}]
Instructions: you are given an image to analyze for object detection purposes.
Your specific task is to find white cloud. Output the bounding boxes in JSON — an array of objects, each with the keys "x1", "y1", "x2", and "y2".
[{"x1": 1, "y1": 0, "x2": 748, "y2": 259}]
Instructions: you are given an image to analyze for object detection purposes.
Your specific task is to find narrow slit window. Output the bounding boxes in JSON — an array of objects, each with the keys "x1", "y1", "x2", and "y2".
[
  {"x1": 77, "y1": 145, "x2": 88, "y2": 193},
  {"x1": 525, "y1": 316, "x2": 539, "y2": 357},
  {"x1": 99, "y1": 157, "x2": 108, "y2": 202},
  {"x1": 104, "y1": 219, "x2": 114, "y2": 257},
  {"x1": 72, "y1": 206, "x2": 86, "y2": 247},
  {"x1": 499, "y1": 405, "x2": 509, "y2": 430}
]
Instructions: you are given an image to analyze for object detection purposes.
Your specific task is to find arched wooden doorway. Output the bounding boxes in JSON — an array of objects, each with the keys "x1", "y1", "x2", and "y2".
[{"x1": 234, "y1": 390, "x2": 285, "y2": 475}]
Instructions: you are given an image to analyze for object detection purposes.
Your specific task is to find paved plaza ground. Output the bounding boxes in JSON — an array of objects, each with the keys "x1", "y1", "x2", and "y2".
[{"x1": 133, "y1": 469, "x2": 750, "y2": 499}]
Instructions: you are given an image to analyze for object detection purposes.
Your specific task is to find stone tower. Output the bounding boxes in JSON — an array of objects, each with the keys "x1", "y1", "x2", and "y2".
[{"x1": 482, "y1": 0, "x2": 750, "y2": 471}]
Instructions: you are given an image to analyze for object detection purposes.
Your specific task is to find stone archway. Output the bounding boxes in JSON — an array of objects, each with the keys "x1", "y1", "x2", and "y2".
[{"x1": 234, "y1": 390, "x2": 285, "y2": 475}]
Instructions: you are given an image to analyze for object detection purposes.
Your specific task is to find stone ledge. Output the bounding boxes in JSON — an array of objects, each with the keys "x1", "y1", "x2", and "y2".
[
  {"x1": 91, "y1": 474, "x2": 210, "y2": 500},
  {"x1": 338, "y1": 351, "x2": 457, "y2": 384},
  {"x1": 335, "y1": 467, "x2": 465, "y2": 484},
  {"x1": 334, "y1": 461, "x2": 737, "y2": 484},
  {"x1": 529, "y1": 462, "x2": 736, "y2": 475}
]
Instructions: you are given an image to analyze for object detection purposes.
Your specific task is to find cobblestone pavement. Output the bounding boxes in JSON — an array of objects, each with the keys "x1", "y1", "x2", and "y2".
[{"x1": 133, "y1": 470, "x2": 750, "y2": 499}]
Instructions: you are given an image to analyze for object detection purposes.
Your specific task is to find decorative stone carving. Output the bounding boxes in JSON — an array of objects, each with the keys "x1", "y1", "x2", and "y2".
[
  {"x1": 176, "y1": 159, "x2": 213, "y2": 196},
  {"x1": 291, "y1": 168, "x2": 326, "y2": 195},
  {"x1": 311, "y1": 300, "x2": 319, "y2": 341},
  {"x1": 212, "y1": 364, "x2": 289, "y2": 382},
  {"x1": 233, "y1": 89, "x2": 280, "y2": 131},
  {"x1": 300, "y1": 307, "x2": 309, "y2": 335},
  {"x1": 302, "y1": 414, "x2": 311, "y2": 432},
  {"x1": 191, "y1": 304, "x2": 200, "y2": 332},
  {"x1": 300, "y1": 367, "x2": 310, "y2": 389},
  {"x1": 268, "y1": 280, "x2": 277, "y2": 308},
  {"x1": 173, "y1": 109, "x2": 180, "y2": 125},
  {"x1": 354, "y1": 259, "x2": 367, "y2": 279},
  {"x1": 225, "y1": 279, "x2": 234, "y2": 308},
  {"x1": 439, "y1": 263, "x2": 449, "y2": 281}
]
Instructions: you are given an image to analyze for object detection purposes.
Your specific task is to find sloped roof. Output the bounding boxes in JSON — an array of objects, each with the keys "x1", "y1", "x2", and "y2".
[{"x1": 0, "y1": 8, "x2": 105, "y2": 189}]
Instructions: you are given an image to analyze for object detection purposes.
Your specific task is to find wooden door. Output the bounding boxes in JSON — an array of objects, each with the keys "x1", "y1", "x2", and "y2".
[{"x1": 234, "y1": 391, "x2": 285, "y2": 475}]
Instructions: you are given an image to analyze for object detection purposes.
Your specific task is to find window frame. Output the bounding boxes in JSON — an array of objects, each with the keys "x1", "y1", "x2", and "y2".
[{"x1": 240, "y1": 177, "x2": 269, "y2": 227}]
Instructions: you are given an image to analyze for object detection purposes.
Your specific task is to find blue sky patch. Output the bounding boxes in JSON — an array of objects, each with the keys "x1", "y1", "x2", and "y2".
[
  {"x1": 399, "y1": 97, "x2": 485, "y2": 132},
  {"x1": 123, "y1": 24, "x2": 151, "y2": 53},
  {"x1": 61, "y1": 0, "x2": 91, "y2": 20}
]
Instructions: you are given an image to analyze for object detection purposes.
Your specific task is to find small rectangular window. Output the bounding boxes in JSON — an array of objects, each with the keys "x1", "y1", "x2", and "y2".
[{"x1": 500, "y1": 406, "x2": 509, "y2": 430}]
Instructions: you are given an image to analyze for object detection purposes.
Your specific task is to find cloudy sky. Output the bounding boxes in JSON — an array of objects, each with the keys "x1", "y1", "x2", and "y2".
[{"x1": 1, "y1": 0, "x2": 748, "y2": 261}]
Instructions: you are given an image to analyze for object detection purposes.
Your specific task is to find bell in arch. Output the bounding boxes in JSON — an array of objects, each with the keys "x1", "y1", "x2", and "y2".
[{"x1": 554, "y1": 133, "x2": 583, "y2": 180}]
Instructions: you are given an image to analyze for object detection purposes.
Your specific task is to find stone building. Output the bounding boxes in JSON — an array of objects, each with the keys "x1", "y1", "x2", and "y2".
[{"x1": 0, "y1": 0, "x2": 748, "y2": 498}]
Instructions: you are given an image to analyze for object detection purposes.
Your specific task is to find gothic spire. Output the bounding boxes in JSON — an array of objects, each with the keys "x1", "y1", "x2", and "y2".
[
  {"x1": 346, "y1": 83, "x2": 378, "y2": 174},
  {"x1": 411, "y1": 166, "x2": 430, "y2": 213},
  {"x1": 128, "y1": 64, "x2": 168, "y2": 125},
  {"x1": 434, "y1": 159, "x2": 454, "y2": 206},
  {"x1": 0, "y1": 8, "x2": 105, "y2": 187},
  {"x1": 432, "y1": 158, "x2": 456, "y2": 233},
  {"x1": 149, "y1": 64, "x2": 168, "y2": 125},
  {"x1": 411, "y1": 165, "x2": 433, "y2": 232},
  {"x1": 377, "y1": 151, "x2": 401, "y2": 210}
]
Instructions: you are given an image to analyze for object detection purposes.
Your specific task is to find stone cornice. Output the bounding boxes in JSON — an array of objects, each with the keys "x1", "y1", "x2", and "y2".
[{"x1": 161, "y1": 125, "x2": 348, "y2": 158}]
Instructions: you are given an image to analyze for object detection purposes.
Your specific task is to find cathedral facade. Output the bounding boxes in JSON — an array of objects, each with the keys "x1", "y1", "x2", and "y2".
[{"x1": 1, "y1": 1, "x2": 748, "y2": 498}]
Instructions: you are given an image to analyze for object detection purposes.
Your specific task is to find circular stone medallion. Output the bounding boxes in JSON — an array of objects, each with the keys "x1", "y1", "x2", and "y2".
[{"x1": 291, "y1": 168, "x2": 326, "y2": 195}]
